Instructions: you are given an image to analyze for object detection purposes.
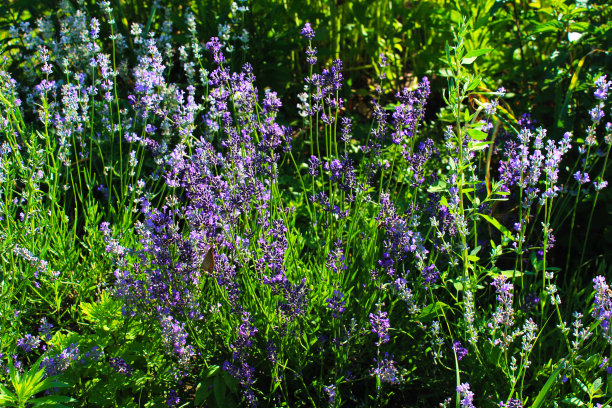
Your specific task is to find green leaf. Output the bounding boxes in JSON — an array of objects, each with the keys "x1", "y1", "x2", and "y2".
[
  {"x1": 417, "y1": 301, "x2": 450, "y2": 322},
  {"x1": 29, "y1": 394, "x2": 77, "y2": 405},
  {"x1": 461, "y1": 48, "x2": 493, "y2": 64},
  {"x1": 466, "y1": 128, "x2": 488, "y2": 141},
  {"x1": 559, "y1": 396, "x2": 586, "y2": 407},
  {"x1": 478, "y1": 213, "x2": 512, "y2": 239},
  {"x1": 427, "y1": 180, "x2": 447, "y2": 193},
  {"x1": 575, "y1": 377, "x2": 588, "y2": 394},
  {"x1": 531, "y1": 360, "x2": 565, "y2": 408},
  {"x1": 214, "y1": 376, "x2": 226, "y2": 407},
  {"x1": 496, "y1": 270, "x2": 525, "y2": 279},
  {"x1": 592, "y1": 377, "x2": 603, "y2": 393}
]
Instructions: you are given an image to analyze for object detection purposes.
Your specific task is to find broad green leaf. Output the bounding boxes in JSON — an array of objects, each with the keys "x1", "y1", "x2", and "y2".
[
  {"x1": 478, "y1": 213, "x2": 512, "y2": 239},
  {"x1": 214, "y1": 376, "x2": 226, "y2": 407},
  {"x1": 462, "y1": 48, "x2": 493, "y2": 64},
  {"x1": 560, "y1": 396, "x2": 586, "y2": 407},
  {"x1": 466, "y1": 128, "x2": 488, "y2": 140}
]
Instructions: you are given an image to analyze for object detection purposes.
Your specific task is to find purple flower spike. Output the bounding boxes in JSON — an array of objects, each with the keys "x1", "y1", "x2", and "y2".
[
  {"x1": 594, "y1": 75, "x2": 611, "y2": 100},
  {"x1": 452, "y1": 340, "x2": 468, "y2": 361},
  {"x1": 301, "y1": 23, "x2": 315, "y2": 40},
  {"x1": 369, "y1": 309, "x2": 391, "y2": 345},
  {"x1": 457, "y1": 383, "x2": 476, "y2": 408},
  {"x1": 206, "y1": 37, "x2": 225, "y2": 65}
]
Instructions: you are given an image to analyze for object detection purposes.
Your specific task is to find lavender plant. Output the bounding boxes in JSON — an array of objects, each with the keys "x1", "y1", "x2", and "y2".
[{"x1": 0, "y1": 3, "x2": 611, "y2": 408}]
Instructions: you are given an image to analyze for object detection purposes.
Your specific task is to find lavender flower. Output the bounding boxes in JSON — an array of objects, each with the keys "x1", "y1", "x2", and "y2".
[
  {"x1": 41, "y1": 343, "x2": 80, "y2": 376},
  {"x1": 39, "y1": 318, "x2": 54, "y2": 340},
  {"x1": 594, "y1": 75, "x2": 611, "y2": 100},
  {"x1": 371, "y1": 353, "x2": 400, "y2": 385},
  {"x1": 592, "y1": 276, "x2": 612, "y2": 343},
  {"x1": 573, "y1": 171, "x2": 590, "y2": 184},
  {"x1": 500, "y1": 398, "x2": 523, "y2": 407},
  {"x1": 491, "y1": 275, "x2": 514, "y2": 329},
  {"x1": 421, "y1": 264, "x2": 439, "y2": 289},
  {"x1": 326, "y1": 291, "x2": 346, "y2": 318},
  {"x1": 457, "y1": 383, "x2": 476, "y2": 408},
  {"x1": 452, "y1": 341, "x2": 468, "y2": 361},
  {"x1": 301, "y1": 23, "x2": 315, "y2": 40},
  {"x1": 109, "y1": 356, "x2": 134, "y2": 376},
  {"x1": 17, "y1": 334, "x2": 41, "y2": 352},
  {"x1": 590, "y1": 104, "x2": 605, "y2": 123},
  {"x1": 594, "y1": 180, "x2": 608, "y2": 190},
  {"x1": 323, "y1": 384, "x2": 337, "y2": 406},
  {"x1": 369, "y1": 309, "x2": 391, "y2": 345},
  {"x1": 224, "y1": 312, "x2": 259, "y2": 406},
  {"x1": 166, "y1": 389, "x2": 180, "y2": 407}
]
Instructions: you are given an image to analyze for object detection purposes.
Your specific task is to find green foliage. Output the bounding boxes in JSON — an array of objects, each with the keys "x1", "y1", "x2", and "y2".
[{"x1": 0, "y1": 355, "x2": 73, "y2": 408}]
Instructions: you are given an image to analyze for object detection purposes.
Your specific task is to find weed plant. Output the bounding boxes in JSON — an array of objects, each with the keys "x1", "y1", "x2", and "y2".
[{"x1": 0, "y1": 1, "x2": 611, "y2": 407}]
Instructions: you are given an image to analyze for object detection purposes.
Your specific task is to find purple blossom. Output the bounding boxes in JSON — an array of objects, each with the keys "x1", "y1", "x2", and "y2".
[
  {"x1": 326, "y1": 240, "x2": 347, "y2": 274},
  {"x1": 573, "y1": 171, "x2": 590, "y2": 184},
  {"x1": 308, "y1": 155, "x2": 320, "y2": 177},
  {"x1": 301, "y1": 23, "x2": 315, "y2": 40},
  {"x1": 491, "y1": 275, "x2": 515, "y2": 329},
  {"x1": 369, "y1": 309, "x2": 391, "y2": 345},
  {"x1": 38, "y1": 318, "x2": 54, "y2": 340},
  {"x1": 421, "y1": 264, "x2": 439, "y2": 289},
  {"x1": 224, "y1": 312, "x2": 258, "y2": 406},
  {"x1": 17, "y1": 334, "x2": 41, "y2": 352},
  {"x1": 166, "y1": 389, "x2": 180, "y2": 407},
  {"x1": 595, "y1": 75, "x2": 611, "y2": 100},
  {"x1": 452, "y1": 341, "x2": 468, "y2": 361},
  {"x1": 40, "y1": 343, "x2": 80, "y2": 376},
  {"x1": 457, "y1": 383, "x2": 476, "y2": 408},
  {"x1": 592, "y1": 276, "x2": 612, "y2": 343},
  {"x1": 206, "y1": 37, "x2": 225, "y2": 65},
  {"x1": 160, "y1": 315, "x2": 195, "y2": 364},
  {"x1": 590, "y1": 104, "x2": 605, "y2": 123},
  {"x1": 500, "y1": 398, "x2": 523, "y2": 408},
  {"x1": 109, "y1": 356, "x2": 134, "y2": 376},
  {"x1": 323, "y1": 384, "x2": 337, "y2": 405},
  {"x1": 326, "y1": 290, "x2": 346, "y2": 318},
  {"x1": 340, "y1": 117, "x2": 352, "y2": 143},
  {"x1": 371, "y1": 353, "x2": 400, "y2": 384},
  {"x1": 594, "y1": 180, "x2": 608, "y2": 190}
]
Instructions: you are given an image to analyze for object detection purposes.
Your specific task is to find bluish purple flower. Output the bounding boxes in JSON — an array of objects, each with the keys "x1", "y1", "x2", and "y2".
[
  {"x1": 109, "y1": 356, "x2": 134, "y2": 376},
  {"x1": 499, "y1": 398, "x2": 523, "y2": 407},
  {"x1": 38, "y1": 318, "x2": 54, "y2": 341},
  {"x1": 457, "y1": 383, "x2": 476, "y2": 408},
  {"x1": 166, "y1": 389, "x2": 180, "y2": 407},
  {"x1": 323, "y1": 384, "x2": 337, "y2": 405},
  {"x1": 594, "y1": 180, "x2": 608, "y2": 190},
  {"x1": 452, "y1": 341, "x2": 468, "y2": 361},
  {"x1": 308, "y1": 155, "x2": 320, "y2": 177},
  {"x1": 41, "y1": 343, "x2": 80, "y2": 376},
  {"x1": 590, "y1": 104, "x2": 605, "y2": 123},
  {"x1": 573, "y1": 171, "x2": 590, "y2": 184},
  {"x1": 592, "y1": 276, "x2": 612, "y2": 343},
  {"x1": 422, "y1": 264, "x2": 439, "y2": 289},
  {"x1": 595, "y1": 75, "x2": 611, "y2": 100},
  {"x1": 301, "y1": 23, "x2": 315, "y2": 40},
  {"x1": 371, "y1": 353, "x2": 400, "y2": 385},
  {"x1": 224, "y1": 312, "x2": 259, "y2": 406},
  {"x1": 205, "y1": 37, "x2": 225, "y2": 65},
  {"x1": 17, "y1": 334, "x2": 40, "y2": 352},
  {"x1": 326, "y1": 290, "x2": 346, "y2": 318},
  {"x1": 369, "y1": 309, "x2": 391, "y2": 345},
  {"x1": 490, "y1": 275, "x2": 515, "y2": 336}
]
